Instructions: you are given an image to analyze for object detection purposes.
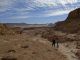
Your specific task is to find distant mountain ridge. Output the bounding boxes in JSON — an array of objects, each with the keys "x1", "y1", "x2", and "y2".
[
  {"x1": 4, "y1": 23, "x2": 28, "y2": 26},
  {"x1": 0, "y1": 23, "x2": 49, "y2": 28},
  {"x1": 54, "y1": 8, "x2": 80, "y2": 33}
]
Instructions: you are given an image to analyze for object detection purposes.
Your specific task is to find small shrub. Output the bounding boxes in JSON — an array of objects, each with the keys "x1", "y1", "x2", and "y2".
[
  {"x1": 1, "y1": 56, "x2": 17, "y2": 60},
  {"x1": 7, "y1": 49, "x2": 16, "y2": 53},
  {"x1": 32, "y1": 52, "x2": 36, "y2": 54},
  {"x1": 21, "y1": 45, "x2": 29, "y2": 49}
]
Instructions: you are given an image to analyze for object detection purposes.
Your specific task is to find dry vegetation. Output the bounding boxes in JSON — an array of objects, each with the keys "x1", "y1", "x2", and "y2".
[
  {"x1": 0, "y1": 24, "x2": 23, "y2": 35},
  {"x1": 0, "y1": 23, "x2": 80, "y2": 60},
  {"x1": 0, "y1": 28, "x2": 67, "y2": 60}
]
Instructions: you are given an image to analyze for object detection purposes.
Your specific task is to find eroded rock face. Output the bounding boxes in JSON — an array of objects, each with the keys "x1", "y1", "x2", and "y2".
[
  {"x1": 54, "y1": 8, "x2": 80, "y2": 33},
  {"x1": 66, "y1": 8, "x2": 80, "y2": 20}
]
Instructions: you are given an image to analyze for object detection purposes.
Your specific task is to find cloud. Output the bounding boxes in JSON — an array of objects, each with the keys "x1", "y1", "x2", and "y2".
[
  {"x1": 0, "y1": 0, "x2": 16, "y2": 12},
  {"x1": 25, "y1": 0, "x2": 79, "y2": 8},
  {"x1": 28, "y1": 7, "x2": 77, "y2": 18},
  {"x1": 43, "y1": 10, "x2": 71, "y2": 17},
  {"x1": 9, "y1": 15, "x2": 29, "y2": 19},
  {"x1": 43, "y1": 6, "x2": 79, "y2": 17},
  {"x1": 58, "y1": 0, "x2": 78, "y2": 4},
  {"x1": 33, "y1": 0, "x2": 57, "y2": 7},
  {"x1": 0, "y1": 0, "x2": 80, "y2": 20},
  {"x1": 0, "y1": 0, "x2": 79, "y2": 13},
  {"x1": 14, "y1": 8, "x2": 34, "y2": 12},
  {"x1": 27, "y1": 0, "x2": 80, "y2": 17}
]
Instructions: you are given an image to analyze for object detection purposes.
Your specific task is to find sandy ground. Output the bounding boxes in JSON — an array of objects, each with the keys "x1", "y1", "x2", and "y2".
[
  {"x1": 0, "y1": 26, "x2": 79, "y2": 60},
  {"x1": 32, "y1": 36, "x2": 78, "y2": 60},
  {"x1": 0, "y1": 33, "x2": 67, "y2": 60},
  {"x1": 58, "y1": 43, "x2": 78, "y2": 60}
]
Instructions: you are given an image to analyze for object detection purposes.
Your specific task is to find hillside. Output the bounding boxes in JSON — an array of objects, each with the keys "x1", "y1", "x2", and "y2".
[{"x1": 54, "y1": 8, "x2": 80, "y2": 33}]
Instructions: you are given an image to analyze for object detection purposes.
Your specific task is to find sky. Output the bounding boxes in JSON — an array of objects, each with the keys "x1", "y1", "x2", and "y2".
[{"x1": 0, "y1": 0, "x2": 80, "y2": 24}]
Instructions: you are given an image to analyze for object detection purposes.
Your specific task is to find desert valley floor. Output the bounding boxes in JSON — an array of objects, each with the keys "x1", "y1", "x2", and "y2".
[{"x1": 0, "y1": 28, "x2": 79, "y2": 60}]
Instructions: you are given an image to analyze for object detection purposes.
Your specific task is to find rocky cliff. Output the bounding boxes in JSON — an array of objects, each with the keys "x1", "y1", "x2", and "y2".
[{"x1": 54, "y1": 8, "x2": 80, "y2": 33}]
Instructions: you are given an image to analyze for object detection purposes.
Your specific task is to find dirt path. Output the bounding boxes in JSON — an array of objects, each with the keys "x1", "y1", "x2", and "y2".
[
  {"x1": 58, "y1": 43, "x2": 78, "y2": 60},
  {"x1": 51, "y1": 42, "x2": 78, "y2": 60},
  {"x1": 32, "y1": 36, "x2": 78, "y2": 60}
]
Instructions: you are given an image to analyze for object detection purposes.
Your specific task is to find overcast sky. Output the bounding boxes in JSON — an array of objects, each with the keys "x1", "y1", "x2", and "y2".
[{"x1": 0, "y1": 0, "x2": 80, "y2": 24}]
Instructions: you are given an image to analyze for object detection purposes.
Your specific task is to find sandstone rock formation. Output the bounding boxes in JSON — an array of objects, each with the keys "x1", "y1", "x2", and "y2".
[{"x1": 54, "y1": 8, "x2": 80, "y2": 33}]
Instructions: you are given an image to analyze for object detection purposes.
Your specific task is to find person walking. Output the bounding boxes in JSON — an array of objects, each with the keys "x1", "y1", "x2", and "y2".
[
  {"x1": 52, "y1": 39, "x2": 56, "y2": 47},
  {"x1": 52, "y1": 35, "x2": 59, "y2": 48}
]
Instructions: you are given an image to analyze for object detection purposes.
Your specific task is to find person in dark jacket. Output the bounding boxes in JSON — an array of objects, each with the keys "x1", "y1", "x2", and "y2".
[
  {"x1": 52, "y1": 35, "x2": 59, "y2": 48},
  {"x1": 52, "y1": 39, "x2": 56, "y2": 47}
]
